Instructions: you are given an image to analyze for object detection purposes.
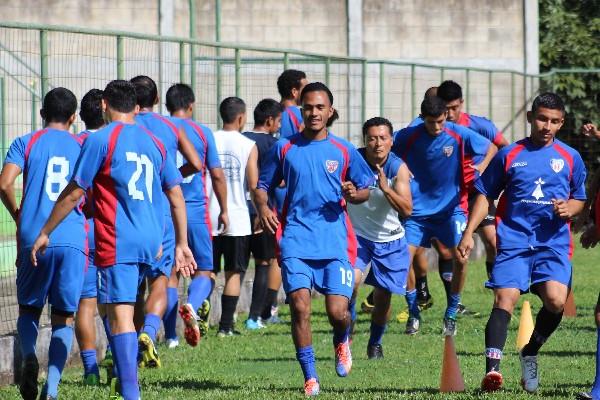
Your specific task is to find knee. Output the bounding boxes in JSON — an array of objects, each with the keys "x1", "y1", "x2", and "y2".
[
  {"x1": 493, "y1": 294, "x2": 518, "y2": 314},
  {"x1": 327, "y1": 303, "x2": 348, "y2": 324},
  {"x1": 543, "y1": 297, "x2": 565, "y2": 314}
]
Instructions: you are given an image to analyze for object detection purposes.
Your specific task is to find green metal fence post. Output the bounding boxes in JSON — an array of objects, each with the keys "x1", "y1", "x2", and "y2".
[
  {"x1": 361, "y1": 60, "x2": 367, "y2": 124},
  {"x1": 179, "y1": 42, "x2": 186, "y2": 83},
  {"x1": 283, "y1": 52, "x2": 289, "y2": 70},
  {"x1": 31, "y1": 81, "x2": 37, "y2": 130},
  {"x1": 488, "y1": 71, "x2": 493, "y2": 121},
  {"x1": 410, "y1": 64, "x2": 416, "y2": 121},
  {"x1": 465, "y1": 68, "x2": 470, "y2": 113},
  {"x1": 39, "y1": 30, "x2": 49, "y2": 99},
  {"x1": 440, "y1": 67, "x2": 444, "y2": 82},
  {"x1": 117, "y1": 36, "x2": 124, "y2": 79},
  {"x1": 379, "y1": 62, "x2": 384, "y2": 116},
  {"x1": 510, "y1": 72, "x2": 515, "y2": 140},
  {"x1": 0, "y1": 77, "x2": 5, "y2": 161},
  {"x1": 325, "y1": 57, "x2": 330, "y2": 86},
  {"x1": 235, "y1": 48, "x2": 241, "y2": 97}
]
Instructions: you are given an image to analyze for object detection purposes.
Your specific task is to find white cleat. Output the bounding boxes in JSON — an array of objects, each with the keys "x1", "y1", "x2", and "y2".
[
  {"x1": 519, "y1": 351, "x2": 539, "y2": 393},
  {"x1": 166, "y1": 338, "x2": 179, "y2": 349}
]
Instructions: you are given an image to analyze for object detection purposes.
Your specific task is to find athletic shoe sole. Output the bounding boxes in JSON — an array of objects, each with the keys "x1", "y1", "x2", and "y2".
[
  {"x1": 179, "y1": 304, "x2": 201, "y2": 347},
  {"x1": 19, "y1": 355, "x2": 39, "y2": 400},
  {"x1": 481, "y1": 371, "x2": 503, "y2": 392},
  {"x1": 138, "y1": 333, "x2": 161, "y2": 368}
]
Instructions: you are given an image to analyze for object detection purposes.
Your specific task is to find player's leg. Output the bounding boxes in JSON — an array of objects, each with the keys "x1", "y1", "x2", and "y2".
[
  {"x1": 218, "y1": 236, "x2": 249, "y2": 336},
  {"x1": 404, "y1": 245, "x2": 421, "y2": 334},
  {"x1": 368, "y1": 288, "x2": 390, "y2": 358},
  {"x1": 349, "y1": 239, "x2": 367, "y2": 340},
  {"x1": 413, "y1": 246, "x2": 433, "y2": 310},
  {"x1": 261, "y1": 257, "x2": 283, "y2": 323},
  {"x1": 247, "y1": 231, "x2": 271, "y2": 329},
  {"x1": 76, "y1": 261, "x2": 100, "y2": 385},
  {"x1": 138, "y1": 275, "x2": 167, "y2": 368},
  {"x1": 577, "y1": 293, "x2": 600, "y2": 400},
  {"x1": 163, "y1": 268, "x2": 180, "y2": 348},
  {"x1": 133, "y1": 279, "x2": 146, "y2": 333}
]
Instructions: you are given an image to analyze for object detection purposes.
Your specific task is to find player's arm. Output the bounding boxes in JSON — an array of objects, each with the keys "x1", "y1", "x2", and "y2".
[
  {"x1": 165, "y1": 184, "x2": 196, "y2": 277},
  {"x1": 30, "y1": 181, "x2": 85, "y2": 265},
  {"x1": 582, "y1": 121, "x2": 600, "y2": 140},
  {"x1": 245, "y1": 145, "x2": 259, "y2": 212},
  {"x1": 556, "y1": 152, "x2": 588, "y2": 220},
  {"x1": 0, "y1": 163, "x2": 22, "y2": 222},
  {"x1": 342, "y1": 181, "x2": 369, "y2": 204},
  {"x1": 457, "y1": 192, "x2": 494, "y2": 260},
  {"x1": 209, "y1": 166, "x2": 229, "y2": 233},
  {"x1": 177, "y1": 127, "x2": 202, "y2": 177},
  {"x1": 378, "y1": 162, "x2": 412, "y2": 217},
  {"x1": 494, "y1": 134, "x2": 509, "y2": 149},
  {"x1": 552, "y1": 198, "x2": 585, "y2": 220},
  {"x1": 472, "y1": 141, "x2": 497, "y2": 175},
  {"x1": 252, "y1": 144, "x2": 281, "y2": 235}
]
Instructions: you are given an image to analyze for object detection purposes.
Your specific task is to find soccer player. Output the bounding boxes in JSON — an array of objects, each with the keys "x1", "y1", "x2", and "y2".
[
  {"x1": 458, "y1": 92, "x2": 587, "y2": 393},
  {"x1": 254, "y1": 82, "x2": 373, "y2": 396},
  {"x1": 130, "y1": 76, "x2": 202, "y2": 365},
  {"x1": 163, "y1": 83, "x2": 228, "y2": 347},
  {"x1": 30, "y1": 80, "x2": 196, "y2": 400},
  {"x1": 242, "y1": 98, "x2": 284, "y2": 329},
  {"x1": 75, "y1": 88, "x2": 105, "y2": 386},
  {"x1": 347, "y1": 117, "x2": 412, "y2": 358},
  {"x1": 278, "y1": 69, "x2": 308, "y2": 138},
  {"x1": 209, "y1": 97, "x2": 258, "y2": 336},
  {"x1": 392, "y1": 96, "x2": 494, "y2": 336},
  {"x1": 0, "y1": 88, "x2": 84, "y2": 400}
]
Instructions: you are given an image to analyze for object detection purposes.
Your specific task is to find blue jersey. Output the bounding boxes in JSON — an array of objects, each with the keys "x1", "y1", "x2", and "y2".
[
  {"x1": 77, "y1": 129, "x2": 97, "y2": 252},
  {"x1": 280, "y1": 106, "x2": 303, "y2": 138},
  {"x1": 5, "y1": 128, "x2": 86, "y2": 253},
  {"x1": 475, "y1": 137, "x2": 586, "y2": 255},
  {"x1": 456, "y1": 112, "x2": 504, "y2": 147},
  {"x1": 242, "y1": 131, "x2": 278, "y2": 215},
  {"x1": 258, "y1": 132, "x2": 374, "y2": 261},
  {"x1": 176, "y1": 118, "x2": 221, "y2": 225},
  {"x1": 72, "y1": 121, "x2": 182, "y2": 267},
  {"x1": 392, "y1": 122, "x2": 490, "y2": 217}
]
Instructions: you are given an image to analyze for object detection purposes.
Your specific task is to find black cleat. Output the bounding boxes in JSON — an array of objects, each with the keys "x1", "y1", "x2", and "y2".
[
  {"x1": 456, "y1": 303, "x2": 480, "y2": 317},
  {"x1": 405, "y1": 317, "x2": 420, "y2": 335},
  {"x1": 575, "y1": 392, "x2": 594, "y2": 400},
  {"x1": 19, "y1": 354, "x2": 39, "y2": 400},
  {"x1": 367, "y1": 344, "x2": 384, "y2": 359},
  {"x1": 418, "y1": 294, "x2": 434, "y2": 311}
]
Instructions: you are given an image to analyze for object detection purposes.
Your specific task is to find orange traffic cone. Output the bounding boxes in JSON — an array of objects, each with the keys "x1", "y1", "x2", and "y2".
[
  {"x1": 516, "y1": 300, "x2": 534, "y2": 350},
  {"x1": 564, "y1": 290, "x2": 577, "y2": 317},
  {"x1": 440, "y1": 336, "x2": 465, "y2": 392}
]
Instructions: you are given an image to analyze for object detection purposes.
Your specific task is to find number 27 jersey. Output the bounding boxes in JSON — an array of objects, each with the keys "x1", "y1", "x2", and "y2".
[
  {"x1": 72, "y1": 121, "x2": 182, "y2": 267},
  {"x1": 5, "y1": 128, "x2": 86, "y2": 253}
]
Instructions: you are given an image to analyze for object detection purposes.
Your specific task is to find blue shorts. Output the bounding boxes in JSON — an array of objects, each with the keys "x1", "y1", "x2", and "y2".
[
  {"x1": 98, "y1": 263, "x2": 151, "y2": 304},
  {"x1": 485, "y1": 247, "x2": 572, "y2": 294},
  {"x1": 148, "y1": 218, "x2": 175, "y2": 279},
  {"x1": 188, "y1": 222, "x2": 213, "y2": 271},
  {"x1": 17, "y1": 246, "x2": 86, "y2": 313},
  {"x1": 355, "y1": 236, "x2": 410, "y2": 295},
  {"x1": 281, "y1": 257, "x2": 354, "y2": 299},
  {"x1": 80, "y1": 256, "x2": 98, "y2": 299},
  {"x1": 404, "y1": 210, "x2": 466, "y2": 249}
]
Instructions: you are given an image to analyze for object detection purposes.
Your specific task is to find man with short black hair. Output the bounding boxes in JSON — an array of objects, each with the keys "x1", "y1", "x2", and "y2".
[{"x1": 277, "y1": 69, "x2": 308, "y2": 138}]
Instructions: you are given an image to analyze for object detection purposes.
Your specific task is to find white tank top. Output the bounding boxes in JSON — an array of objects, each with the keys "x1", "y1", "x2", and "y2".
[
  {"x1": 207, "y1": 129, "x2": 255, "y2": 236},
  {"x1": 347, "y1": 151, "x2": 405, "y2": 243}
]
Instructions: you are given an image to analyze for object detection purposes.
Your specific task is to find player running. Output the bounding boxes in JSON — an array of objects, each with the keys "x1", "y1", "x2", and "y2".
[
  {"x1": 458, "y1": 92, "x2": 587, "y2": 393},
  {"x1": 347, "y1": 117, "x2": 412, "y2": 358},
  {"x1": 255, "y1": 82, "x2": 373, "y2": 396}
]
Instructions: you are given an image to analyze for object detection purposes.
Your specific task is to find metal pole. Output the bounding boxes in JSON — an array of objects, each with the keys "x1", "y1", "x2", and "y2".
[
  {"x1": 235, "y1": 48, "x2": 241, "y2": 97},
  {"x1": 117, "y1": 36, "x2": 124, "y2": 80},
  {"x1": 31, "y1": 81, "x2": 37, "y2": 130},
  {"x1": 510, "y1": 72, "x2": 515, "y2": 140},
  {"x1": 189, "y1": 0, "x2": 196, "y2": 118},
  {"x1": 410, "y1": 64, "x2": 416, "y2": 120},
  {"x1": 39, "y1": 30, "x2": 49, "y2": 99},
  {"x1": 488, "y1": 71, "x2": 493, "y2": 121},
  {"x1": 215, "y1": 0, "x2": 222, "y2": 125},
  {"x1": 0, "y1": 77, "x2": 5, "y2": 161},
  {"x1": 283, "y1": 52, "x2": 289, "y2": 70},
  {"x1": 361, "y1": 60, "x2": 367, "y2": 124},
  {"x1": 325, "y1": 57, "x2": 330, "y2": 86},
  {"x1": 440, "y1": 67, "x2": 445, "y2": 82},
  {"x1": 465, "y1": 68, "x2": 470, "y2": 113},
  {"x1": 179, "y1": 42, "x2": 185, "y2": 83},
  {"x1": 379, "y1": 62, "x2": 384, "y2": 116}
]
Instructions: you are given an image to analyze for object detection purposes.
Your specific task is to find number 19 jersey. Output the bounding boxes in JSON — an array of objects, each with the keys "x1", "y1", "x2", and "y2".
[
  {"x1": 72, "y1": 121, "x2": 182, "y2": 267},
  {"x1": 5, "y1": 128, "x2": 86, "y2": 253}
]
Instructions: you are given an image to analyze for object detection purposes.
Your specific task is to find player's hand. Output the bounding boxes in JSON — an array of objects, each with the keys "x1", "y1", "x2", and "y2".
[
  {"x1": 581, "y1": 123, "x2": 600, "y2": 139},
  {"x1": 30, "y1": 232, "x2": 50, "y2": 267},
  {"x1": 217, "y1": 211, "x2": 230, "y2": 235},
  {"x1": 552, "y1": 199, "x2": 572, "y2": 219},
  {"x1": 174, "y1": 244, "x2": 197, "y2": 277},
  {"x1": 252, "y1": 215, "x2": 263, "y2": 234},
  {"x1": 457, "y1": 234, "x2": 474, "y2": 261},
  {"x1": 258, "y1": 205, "x2": 279, "y2": 235},
  {"x1": 375, "y1": 164, "x2": 389, "y2": 192},
  {"x1": 155, "y1": 244, "x2": 163, "y2": 260},
  {"x1": 342, "y1": 181, "x2": 358, "y2": 202},
  {"x1": 580, "y1": 224, "x2": 600, "y2": 249}
]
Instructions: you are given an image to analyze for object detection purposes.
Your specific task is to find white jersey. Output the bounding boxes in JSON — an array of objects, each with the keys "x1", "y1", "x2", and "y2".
[
  {"x1": 347, "y1": 150, "x2": 405, "y2": 243},
  {"x1": 207, "y1": 129, "x2": 255, "y2": 236}
]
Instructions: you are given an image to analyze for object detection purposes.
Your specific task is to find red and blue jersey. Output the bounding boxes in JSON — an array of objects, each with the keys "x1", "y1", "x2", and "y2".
[
  {"x1": 77, "y1": 129, "x2": 97, "y2": 252},
  {"x1": 280, "y1": 106, "x2": 303, "y2": 138},
  {"x1": 392, "y1": 122, "x2": 490, "y2": 217},
  {"x1": 258, "y1": 132, "x2": 374, "y2": 262},
  {"x1": 72, "y1": 121, "x2": 182, "y2": 267},
  {"x1": 475, "y1": 137, "x2": 586, "y2": 255},
  {"x1": 175, "y1": 118, "x2": 221, "y2": 225},
  {"x1": 5, "y1": 128, "x2": 86, "y2": 253}
]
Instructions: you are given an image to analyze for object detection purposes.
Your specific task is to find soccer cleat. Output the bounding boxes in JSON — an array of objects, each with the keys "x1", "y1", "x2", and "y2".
[
  {"x1": 197, "y1": 299, "x2": 211, "y2": 338},
  {"x1": 405, "y1": 317, "x2": 420, "y2": 335},
  {"x1": 264, "y1": 314, "x2": 285, "y2": 324},
  {"x1": 361, "y1": 292, "x2": 375, "y2": 313},
  {"x1": 396, "y1": 310, "x2": 409, "y2": 323},
  {"x1": 334, "y1": 340, "x2": 352, "y2": 377},
  {"x1": 519, "y1": 351, "x2": 539, "y2": 393},
  {"x1": 442, "y1": 317, "x2": 457, "y2": 336},
  {"x1": 457, "y1": 303, "x2": 480, "y2": 317},
  {"x1": 576, "y1": 392, "x2": 595, "y2": 399},
  {"x1": 138, "y1": 332, "x2": 161, "y2": 368},
  {"x1": 245, "y1": 318, "x2": 266, "y2": 330},
  {"x1": 367, "y1": 344, "x2": 384, "y2": 359},
  {"x1": 217, "y1": 329, "x2": 242, "y2": 338},
  {"x1": 19, "y1": 353, "x2": 39, "y2": 400},
  {"x1": 304, "y1": 378, "x2": 320, "y2": 396},
  {"x1": 481, "y1": 370, "x2": 503, "y2": 392},
  {"x1": 418, "y1": 294, "x2": 434, "y2": 311},
  {"x1": 166, "y1": 338, "x2": 179, "y2": 349},
  {"x1": 83, "y1": 373, "x2": 100, "y2": 386},
  {"x1": 179, "y1": 303, "x2": 201, "y2": 347}
]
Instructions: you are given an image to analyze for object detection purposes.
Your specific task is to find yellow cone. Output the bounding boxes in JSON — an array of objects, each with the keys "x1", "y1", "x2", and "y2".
[{"x1": 516, "y1": 300, "x2": 534, "y2": 350}]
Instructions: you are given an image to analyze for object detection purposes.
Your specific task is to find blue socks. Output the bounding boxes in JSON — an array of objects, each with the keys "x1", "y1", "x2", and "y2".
[
  {"x1": 80, "y1": 349, "x2": 99, "y2": 377},
  {"x1": 142, "y1": 313, "x2": 161, "y2": 343},
  {"x1": 112, "y1": 332, "x2": 140, "y2": 400},
  {"x1": 406, "y1": 289, "x2": 420, "y2": 319},
  {"x1": 368, "y1": 322, "x2": 386, "y2": 346},
  {"x1": 45, "y1": 324, "x2": 74, "y2": 398},
  {"x1": 296, "y1": 346, "x2": 318, "y2": 381},
  {"x1": 163, "y1": 287, "x2": 179, "y2": 340},
  {"x1": 591, "y1": 327, "x2": 600, "y2": 398},
  {"x1": 187, "y1": 275, "x2": 213, "y2": 311},
  {"x1": 17, "y1": 313, "x2": 40, "y2": 357},
  {"x1": 348, "y1": 297, "x2": 357, "y2": 323},
  {"x1": 446, "y1": 293, "x2": 461, "y2": 319}
]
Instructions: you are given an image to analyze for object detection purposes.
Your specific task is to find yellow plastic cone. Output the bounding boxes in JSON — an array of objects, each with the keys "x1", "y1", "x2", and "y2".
[
  {"x1": 440, "y1": 336, "x2": 465, "y2": 392},
  {"x1": 564, "y1": 290, "x2": 577, "y2": 317},
  {"x1": 516, "y1": 300, "x2": 534, "y2": 350}
]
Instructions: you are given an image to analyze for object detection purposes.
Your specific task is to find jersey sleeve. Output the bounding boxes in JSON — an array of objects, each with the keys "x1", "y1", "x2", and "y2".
[
  {"x1": 471, "y1": 116, "x2": 503, "y2": 145},
  {"x1": 204, "y1": 127, "x2": 221, "y2": 170},
  {"x1": 570, "y1": 152, "x2": 587, "y2": 200},
  {"x1": 72, "y1": 133, "x2": 107, "y2": 190},
  {"x1": 347, "y1": 145, "x2": 375, "y2": 189},
  {"x1": 257, "y1": 141, "x2": 283, "y2": 192},
  {"x1": 462, "y1": 126, "x2": 491, "y2": 158},
  {"x1": 4, "y1": 136, "x2": 27, "y2": 169},
  {"x1": 475, "y1": 151, "x2": 506, "y2": 199},
  {"x1": 161, "y1": 154, "x2": 183, "y2": 191},
  {"x1": 391, "y1": 128, "x2": 408, "y2": 156}
]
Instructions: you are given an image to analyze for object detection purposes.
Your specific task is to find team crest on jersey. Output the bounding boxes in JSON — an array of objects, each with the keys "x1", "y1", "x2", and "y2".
[
  {"x1": 326, "y1": 160, "x2": 339, "y2": 173},
  {"x1": 550, "y1": 158, "x2": 564, "y2": 173},
  {"x1": 443, "y1": 146, "x2": 454, "y2": 157}
]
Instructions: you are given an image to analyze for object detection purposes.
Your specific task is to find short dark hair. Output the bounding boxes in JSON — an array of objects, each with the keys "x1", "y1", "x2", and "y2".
[
  {"x1": 531, "y1": 92, "x2": 565, "y2": 116},
  {"x1": 421, "y1": 96, "x2": 448, "y2": 118},
  {"x1": 219, "y1": 97, "x2": 246, "y2": 124},
  {"x1": 300, "y1": 82, "x2": 334, "y2": 105},
  {"x1": 362, "y1": 117, "x2": 393, "y2": 139},
  {"x1": 103, "y1": 80, "x2": 137, "y2": 113},
  {"x1": 277, "y1": 69, "x2": 307, "y2": 99},
  {"x1": 130, "y1": 75, "x2": 158, "y2": 108},
  {"x1": 166, "y1": 83, "x2": 195, "y2": 113},
  {"x1": 437, "y1": 80, "x2": 463, "y2": 103},
  {"x1": 253, "y1": 98, "x2": 284, "y2": 125},
  {"x1": 40, "y1": 87, "x2": 77, "y2": 123},
  {"x1": 79, "y1": 89, "x2": 104, "y2": 130}
]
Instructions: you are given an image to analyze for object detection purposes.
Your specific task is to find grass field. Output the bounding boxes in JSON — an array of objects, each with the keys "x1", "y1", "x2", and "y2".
[{"x1": 0, "y1": 241, "x2": 599, "y2": 399}]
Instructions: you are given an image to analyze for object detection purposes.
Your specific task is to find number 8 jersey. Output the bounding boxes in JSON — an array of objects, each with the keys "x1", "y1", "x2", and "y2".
[
  {"x1": 72, "y1": 121, "x2": 182, "y2": 267},
  {"x1": 5, "y1": 128, "x2": 86, "y2": 253}
]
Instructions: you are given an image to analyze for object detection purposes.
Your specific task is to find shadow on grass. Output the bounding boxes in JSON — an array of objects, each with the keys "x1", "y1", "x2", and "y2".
[
  {"x1": 238, "y1": 356, "x2": 333, "y2": 362},
  {"x1": 143, "y1": 378, "x2": 243, "y2": 391}
]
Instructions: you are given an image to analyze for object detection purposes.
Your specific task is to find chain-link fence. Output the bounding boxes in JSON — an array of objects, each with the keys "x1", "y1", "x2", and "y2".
[{"x1": 0, "y1": 21, "x2": 597, "y2": 335}]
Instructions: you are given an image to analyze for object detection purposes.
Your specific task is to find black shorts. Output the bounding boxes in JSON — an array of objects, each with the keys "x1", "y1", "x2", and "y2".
[
  {"x1": 468, "y1": 191, "x2": 496, "y2": 228},
  {"x1": 213, "y1": 236, "x2": 250, "y2": 273},
  {"x1": 249, "y1": 231, "x2": 276, "y2": 261}
]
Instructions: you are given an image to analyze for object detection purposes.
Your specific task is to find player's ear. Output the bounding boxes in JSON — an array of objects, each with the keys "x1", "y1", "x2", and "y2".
[
  {"x1": 39, "y1": 108, "x2": 46, "y2": 121},
  {"x1": 101, "y1": 99, "x2": 107, "y2": 113},
  {"x1": 153, "y1": 95, "x2": 159, "y2": 106},
  {"x1": 526, "y1": 111, "x2": 532, "y2": 124},
  {"x1": 68, "y1": 113, "x2": 76, "y2": 126},
  {"x1": 134, "y1": 104, "x2": 140, "y2": 115}
]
